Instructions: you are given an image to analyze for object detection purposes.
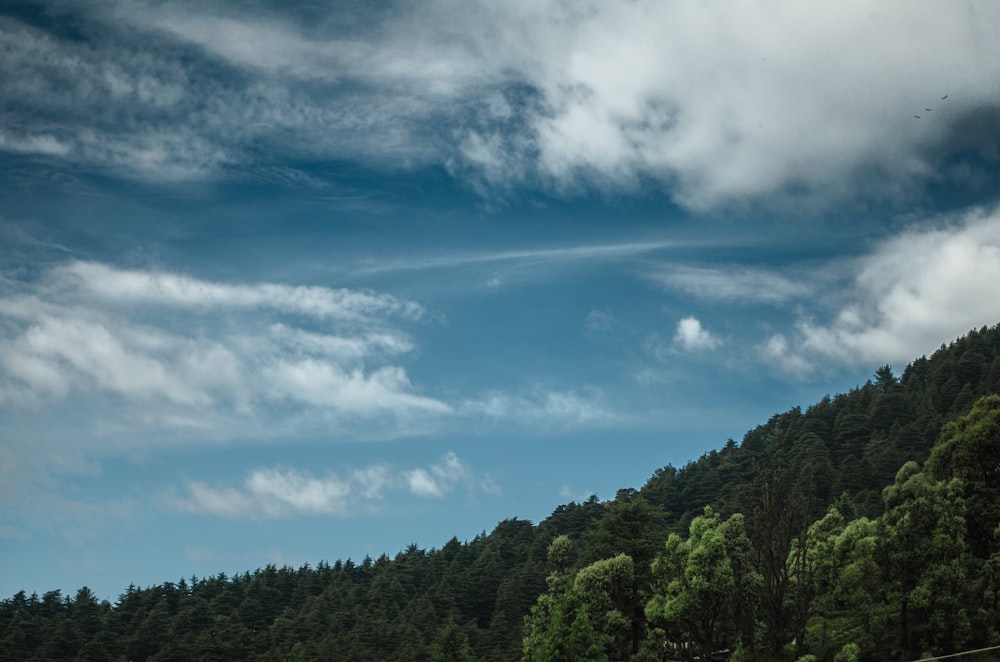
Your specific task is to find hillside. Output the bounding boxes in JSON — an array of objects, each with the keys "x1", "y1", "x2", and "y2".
[{"x1": 3, "y1": 324, "x2": 1000, "y2": 661}]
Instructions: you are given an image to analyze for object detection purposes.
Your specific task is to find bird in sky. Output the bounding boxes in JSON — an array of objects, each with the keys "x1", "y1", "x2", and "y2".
[
  {"x1": 914, "y1": 115, "x2": 921, "y2": 118},
  {"x1": 941, "y1": 94, "x2": 949, "y2": 99}
]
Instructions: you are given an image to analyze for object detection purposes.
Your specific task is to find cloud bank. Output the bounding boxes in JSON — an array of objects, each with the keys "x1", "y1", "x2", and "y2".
[{"x1": 3, "y1": 1, "x2": 999, "y2": 209}]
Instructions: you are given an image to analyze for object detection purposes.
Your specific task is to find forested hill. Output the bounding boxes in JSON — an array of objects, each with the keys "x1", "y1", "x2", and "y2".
[
  {"x1": 3, "y1": 324, "x2": 1000, "y2": 661},
  {"x1": 641, "y1": 322, "x2": 1000, "y2": 527}
]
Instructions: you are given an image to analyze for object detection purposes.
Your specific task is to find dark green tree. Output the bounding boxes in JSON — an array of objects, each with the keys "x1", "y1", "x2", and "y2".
[{"x1": 879, "y1": 461, "x2": 971, "y2": 658}]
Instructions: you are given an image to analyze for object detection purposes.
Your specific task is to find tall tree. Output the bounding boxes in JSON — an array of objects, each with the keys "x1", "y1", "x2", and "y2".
[
  {"x1": 646, "y1": 507, "x2": 761, "y2": 660},
  {"x1": 745, "y1": 460, "x2": 811, "y2": 659},
  {"x1": 879, "y1": 461, "x2": 971, "y2": 658},
  {"x1": 927, "y1": 394, "x2": 1000, "y2": 557},
  {"x1": 522, "y1": 544, "x2": 609, "y2": 662}
]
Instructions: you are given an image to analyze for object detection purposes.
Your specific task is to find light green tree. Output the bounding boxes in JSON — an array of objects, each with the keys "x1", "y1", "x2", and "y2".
[
  {"x1": 573, "y1": 554, "x2": 634, "y2": 661},
  {"x1": 832, "y1": 642, "x2": 860, "y2": 662},
  {"x1": 522, "y1": 537, "x2": 609, "y2": 662},
  {"x1": 787, "y1": 506, "x2": 848, "y2": 658},
  {"x1": 645, "y1": 507, "x2": 761, "y2": 660}
]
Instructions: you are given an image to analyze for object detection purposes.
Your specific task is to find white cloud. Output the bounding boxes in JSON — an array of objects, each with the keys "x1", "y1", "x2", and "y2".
[
  {"x1": 673, "y1": 316, "x2": 721, "y2": 352},
  {"x1": 266, "y1": 362, "x2": 451, "y2": 415},
  {"x1": 479, "y1": 473, "x2": 503, "y2": 496},
  {"x1": 61, "y1": 261, "x2": 423, "y2": 321},
  {"x1": 354, "y1": 240, "x2": 677, "y2": 276},
  {"x1": 0, "y1": 306, "x2": 240, "y2": 407},
  {"x1": 760, "y1": 333, "x2": 814, "y2": 377},
  {"x1": 268, "y1": 324, "x2": 413, "y2": 362},
  {"x1": 405, "y1": 469, "x2": 443, "y2": 498},
  {"x1": 0, "y1": 130, "x2": 71, "y2": 157},
  {"x1": 178, "y1": 467, "x2": 360, "y2": 519},
  {"x1": 9, "y1": 2, "x2": 996, "y2": 207},
  {"x1": 766, "y1": 207, "x2": 1000, "y2": 373},
  {"x1": 644, "y1": 317, "x2": 721, "y2": 360},
  {"x1": 404, "y1": 451, "x2": 471, "y2": 499},
  {"x1": 649, "y1": 264, "x2": 812, "y2": 304},
  {"x1": 463, "y1": 386, "x2": 617, "y2": 431},
  {"x1": 183, "y1": 482, "x2": 259, "y2": 519},
  {"x1": 246, "y1": 468, "x2": 354, "y2": 517},
  {"x1": 0, "y1": 261, "x2": 445, "y2": 436},
  {"x1": 172, "y1": 452, "x2": 483, "y2": 518},
  {"x1": 488, "y1": 0, "x2": 1000, "y2": 209}
]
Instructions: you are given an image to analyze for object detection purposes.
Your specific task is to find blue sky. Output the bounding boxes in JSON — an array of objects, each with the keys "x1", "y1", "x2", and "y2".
[{"x1": 2, "y1": 0, "x2": 1000, "y2": 601}]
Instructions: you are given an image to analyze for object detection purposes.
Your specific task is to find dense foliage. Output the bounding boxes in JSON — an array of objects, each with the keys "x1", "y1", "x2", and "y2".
[{"x1": 3, "y1": 324, "x2": 1000, "y2": 661}]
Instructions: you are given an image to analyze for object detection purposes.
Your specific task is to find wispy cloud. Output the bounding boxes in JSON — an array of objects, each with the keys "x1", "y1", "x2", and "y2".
[
  {"x1": 648, "y1": 264, "x2": 812, "y2": 304},
  {"x1": 169, "y1": 452, "x2": 486, "y2": 519},
  {"x1": 353, "y1": 240, "x2": 677, "y2": 276},
  {"x1": 462, "y1": 386, "x2": 617, "y2": 432},
  {"x1": 0, "y1": 261, "x2": 443, "y2": 430},
  {"x1": 584, "y1": 308, "x2": 616, "y2": 333},
  {"x1": 61, "y1": 261, "x2": 423, "y2": 320},
  {"x1": 0, "y1": 130, "x2": 71, "y2": 157},
  {"x1": 758, "y1": 333, "x2": 814, "y2": 377}
]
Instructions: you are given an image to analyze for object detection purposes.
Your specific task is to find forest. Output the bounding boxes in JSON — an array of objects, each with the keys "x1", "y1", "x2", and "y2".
[{"x1": 2, "y1": 324, "x2": 1000, "y2": 661}]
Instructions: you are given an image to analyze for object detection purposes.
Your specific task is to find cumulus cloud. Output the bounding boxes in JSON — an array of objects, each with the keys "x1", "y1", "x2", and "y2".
[
  {"x1": 673, "y1": 316, "x2": 721, "y2": 352},
  {"x1": 403, "y1": 452, "x2": 470, "y2": 498},
  {"x1": 764, "y1": 207, "x2": 1000, "y2": 373},
  {"x1": 172, "y1": 452, "x2": 483, "y2": 519},
  {"x1": 4, "y1": 2, "x2": 998, "y2": 208},
  {"x1": 485, "y1": 0, "x2": 1000, "y2": 209},
  {"x1": 177, "y1": 467, "x2": 373, "y2": 519},
  {"x1": 644, "y1": 316, "x2": 722, "y2": 359}
]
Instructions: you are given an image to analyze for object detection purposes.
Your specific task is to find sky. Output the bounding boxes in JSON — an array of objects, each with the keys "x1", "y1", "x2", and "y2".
[{"x1": 2, "y1": 0, "x2": 1000, "y2": 601}]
